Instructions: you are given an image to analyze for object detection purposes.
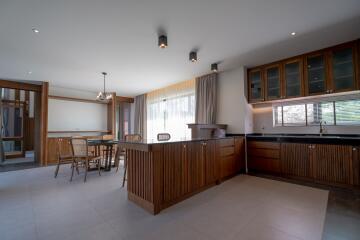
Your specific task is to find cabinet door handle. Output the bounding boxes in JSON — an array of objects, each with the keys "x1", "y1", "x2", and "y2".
[
  {"x1": 308, "y1": 145, "x2": 312, "y2": 149},
  {"x1": 183, "y1": 144, "x2": 186, "y2": 149},
  {"x1": 353, "y1": 147, "x2": 357, "y2": 151}
]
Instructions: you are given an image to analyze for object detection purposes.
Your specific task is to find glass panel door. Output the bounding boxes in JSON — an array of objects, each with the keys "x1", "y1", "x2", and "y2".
[
  {"x1": 249, "y1": 70, "x2": 263, "y2": 102},
  {"x1": 331, "y1": 47, "x2": 355, "y2": 92},
  {"x1": 284, "y1": 60, "x2": 302, "y2": 98},
  {"x1": 118, "y1": 102, "x2": 131, "y2": 140},
  {"x1": 306, "y1": 54, "x2": 326, "y2": 95},
  {"x1": 2, "y1": 104, "x2": 24, "y2": 157},
  {"x1": 266, "y1": 66, "x2": 281, "y2": 100}
]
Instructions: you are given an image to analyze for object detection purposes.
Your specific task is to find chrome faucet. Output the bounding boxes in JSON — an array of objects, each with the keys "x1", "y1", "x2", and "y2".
[{"x1": 319, "y1": 121, "x2": 326, "y2": 136}]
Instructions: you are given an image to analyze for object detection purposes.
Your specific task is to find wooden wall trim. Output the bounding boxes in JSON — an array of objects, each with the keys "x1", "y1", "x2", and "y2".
[
  {"x1": 107, "y1": 93, "x2": 116, "y2": 137},
  {"x1": 0, "y1": 79, "x2": 42, "y2": 92},
  {"x1": 116, "y1": 96, "x2": 134, "y2": 103},
  {"x1": 48, "y1": 95, "x2": 108, "y2": 104},
  {"x1": 48, "y1": 130, "x2": 110, "y2": 133},
  {"x1": 40, "y1": 82, "x2": 49, "y2": 166},
  {"x1": 49, "y1": 95, "x2": 134, "y2": 104}
]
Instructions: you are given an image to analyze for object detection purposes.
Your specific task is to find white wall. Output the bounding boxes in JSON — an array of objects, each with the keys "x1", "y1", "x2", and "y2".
[
  {"x1": 48, "y1": 86, "x2": 108, "y2": 137},
  {"x1": 48, "y1": 99, "x2": 107, "y2": 132},
  {"x1": 49, "y1": 86, "x2": 97, "y2": 100},
  {"x1": 216, "y1": 66, "x2": 253, "y2": 134}
]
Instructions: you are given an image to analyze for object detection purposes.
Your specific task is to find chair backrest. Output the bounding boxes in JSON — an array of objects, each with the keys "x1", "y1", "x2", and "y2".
[
  {"x1": 157, "y1": 133, "x2": 171, "y2": 141},
  {"x1": 124, "y1": 134, "x2": 142, "y2": 142},
  {"x1": 56, "y1": 138, "x2": 71, "y2": 158},
  {"x1": 102, "y1": 134, "x2": 113, "y2": 140},
  {"x1": 71, "y1": 137, "x2": 88, "y2": 157}
]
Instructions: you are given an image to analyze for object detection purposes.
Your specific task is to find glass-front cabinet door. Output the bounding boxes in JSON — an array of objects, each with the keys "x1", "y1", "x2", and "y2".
[
  {"x1": 265, "y1": 65, "x2": 282, "y2": 100},
  {"x1": 284, "y1": 58, "x2": 303, "y2": 98},
  {"x1": 329, "y1": 44, "x2": 357, "y2": 93},
  {"x1": 248, "y1": 69, "x2": 264, "y2": 102},
  {"x1": 305, "y1": 53, "x2": 327, "y2": 95}
]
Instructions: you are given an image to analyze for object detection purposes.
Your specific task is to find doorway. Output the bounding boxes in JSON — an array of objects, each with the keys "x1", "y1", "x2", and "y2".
[{"x1": 0, "y1": 80, "x2": 48, "y2": 172}]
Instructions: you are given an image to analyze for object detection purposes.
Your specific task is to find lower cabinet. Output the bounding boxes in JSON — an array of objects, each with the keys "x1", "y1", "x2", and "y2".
[
  {"x1": 218, "y1": 137, "x2": 245, "y2": 179},
  {"x1": 281, "y1": 143, "x2": 312, "y2": 179},
  {"x1": 163, "y1": 138, "x2": 245, "y2": 204},
  {"x1": 353, "y1": 146, "x2": 360, "y2": 186},
  {"x1": 249, "y1": 140, "x2": 360, "y2": 188},
  {"x1": 205, "y1": 140, "x2": 218, "y2": 185},
  {"x1": 248, "y1": 141, "x2": 281, "y2": 173},
  {"x1": 187, "y1": 141, "x2": 206, "y2": 193},
  {"x1": 313, "y1": 144, "x2": 354, "y2": 186},
  {"x1": 163, "y1": 143, "x2": 191, "y2": 203}
]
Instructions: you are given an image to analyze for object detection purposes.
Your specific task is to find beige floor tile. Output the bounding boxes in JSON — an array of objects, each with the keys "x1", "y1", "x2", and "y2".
[{"x1": 0, "y1": 166, "x2": 329, "y2": 240}]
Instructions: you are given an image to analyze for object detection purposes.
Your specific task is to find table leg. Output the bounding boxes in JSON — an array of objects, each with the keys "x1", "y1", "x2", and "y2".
[{"x1": 104, "y1": 145, "x2": 113, "y2": 171}]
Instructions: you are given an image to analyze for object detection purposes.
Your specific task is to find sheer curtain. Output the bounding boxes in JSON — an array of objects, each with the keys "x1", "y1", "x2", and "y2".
[{"x1": 147, "y1": 79, "x2": 195, "y2": 140}]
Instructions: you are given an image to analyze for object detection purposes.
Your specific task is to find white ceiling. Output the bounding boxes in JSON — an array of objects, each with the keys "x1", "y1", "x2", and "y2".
[{"x1": 1, "y1": 0, "x2": 360, "y2": 97}]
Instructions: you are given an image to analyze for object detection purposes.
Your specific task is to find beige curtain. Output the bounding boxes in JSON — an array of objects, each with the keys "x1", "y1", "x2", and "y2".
[
  {"x1": 134, "y1": 94, "x2": 147, "y2": 139},
  {"x1": 195, "y1": 73, "x2": 217, "y2": 124},
  {"x1": 147, "y1": 79, "x2": 195, "y2": 140}
]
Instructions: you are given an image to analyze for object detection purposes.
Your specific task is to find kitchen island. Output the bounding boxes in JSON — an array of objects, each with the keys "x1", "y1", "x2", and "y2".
[{"x1": 118, "y1": 136, "x2": 245, "y2": 214}]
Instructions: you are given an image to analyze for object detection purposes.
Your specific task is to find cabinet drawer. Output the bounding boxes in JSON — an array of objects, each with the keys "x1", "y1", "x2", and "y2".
[
  {"x1": 220, "y1": 146, "x2": 235, "y2": 157},
  {"x1": 248, "y1": 148, "x2": 280, "y2": 159},
  {"x1": 248, "y1": 141, "x2": 280, "y2": 150},
  {"x1": 218, "y1": 138, "x2": 235, "y2": 147},
  {"x1": 248, "y1": 157, "x2": 281, "y2": 173}
]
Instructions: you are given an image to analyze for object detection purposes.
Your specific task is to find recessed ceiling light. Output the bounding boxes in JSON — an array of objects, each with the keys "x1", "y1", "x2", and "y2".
[
  {"x1": 211, "y1": 63, "x2": 218, "y2": 72},
  {"x1": 158, "y1": 35, "x2": 168, "y2": 48},
  {"x1": 32, "y1": 28, "x2": 40, "y2": 33},
  {"x1": 189, "y1": 51, "x2": 197, "y2": 62},
  {"x1": 291, "y1": 32, "x2": 296, "y2": 36},
  {"x1": 27, "y1": 71, "x2": 32, "y2": 74}
]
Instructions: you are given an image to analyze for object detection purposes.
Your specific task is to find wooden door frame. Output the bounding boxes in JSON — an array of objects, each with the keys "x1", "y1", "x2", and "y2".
[{"x1": 0, "y1": 79, "x2": 48, "y2": 166}]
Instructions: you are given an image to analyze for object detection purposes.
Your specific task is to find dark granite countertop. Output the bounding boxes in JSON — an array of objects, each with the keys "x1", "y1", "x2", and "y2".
[
  {"x1": 117, "y1": 135, "x2": 240, "y2": 145},
  {"x1": 246, "y1": 133, "x2": 360, "y2": 145}
]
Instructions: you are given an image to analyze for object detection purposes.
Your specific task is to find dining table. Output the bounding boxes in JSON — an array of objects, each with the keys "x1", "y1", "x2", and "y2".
[{"x1": 87, "y1": 139, "x2": 118, "y2": 171}]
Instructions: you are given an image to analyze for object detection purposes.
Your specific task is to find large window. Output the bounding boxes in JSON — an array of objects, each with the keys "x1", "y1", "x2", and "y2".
[
  {"x1": 273, "y1": 98, "x2": 360, "y2": 126},
  {"x1": 147, "y1": 80, "x2": 195, "y2": 140}
]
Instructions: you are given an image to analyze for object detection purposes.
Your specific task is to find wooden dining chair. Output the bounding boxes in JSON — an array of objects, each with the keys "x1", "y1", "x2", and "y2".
[
  {"x1": 157, "y1": 133, "x2": 171, "y2": 141},
  {"x1": 119, "y1": 134, "x2": 142, "y2": 187},
  {"x1": 102, "y1": 134, "x2": 116, "y2": 162},
  {"x1": 70, "y1": 137, "x2": 102, "y2": 182},
  {"x1": 54, "y1": 138, "x2": 75, "y2": 178}
]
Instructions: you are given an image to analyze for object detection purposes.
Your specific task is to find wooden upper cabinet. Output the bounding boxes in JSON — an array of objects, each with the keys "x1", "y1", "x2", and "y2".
[
  {"x1": 247, "y1": 39, "x2": 359, "y2": 103},
  {"x1": 283, "y1": 58, "x2": 304, "y2": 98},
  {"x1": 304, "y1": 52, "x2": 328, "y2": 96},
  {"x1": 265, "y1": 64, "x2": 283, "y2": 100},
  {"x1": 328, "y1": 42, "x2": 358, "y2": 93},
  {"x1": 248, "y1": 68, "x2": 264, "y2": 103}
]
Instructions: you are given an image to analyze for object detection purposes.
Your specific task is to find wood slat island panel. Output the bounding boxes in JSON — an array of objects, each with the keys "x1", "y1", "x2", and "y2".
[{"x1": 119, "y1": 136, "x2": 245, "y2": 214}]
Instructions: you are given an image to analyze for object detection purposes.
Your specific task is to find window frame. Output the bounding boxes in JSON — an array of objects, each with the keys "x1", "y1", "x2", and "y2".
[{"x1": 273, "y1": 98, "x2": 360, "y2": 127}]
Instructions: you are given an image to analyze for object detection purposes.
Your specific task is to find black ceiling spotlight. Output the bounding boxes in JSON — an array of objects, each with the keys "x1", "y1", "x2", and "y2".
[
  {"x1": 189, "y1": 51, "x2": 197, "y2": 62},
  {"x1": 158, "y1": 35, "x2": 168, "y2": 48},
  {"x1": 211, "y1": 63, "x2": 218, "y2": 72}
]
